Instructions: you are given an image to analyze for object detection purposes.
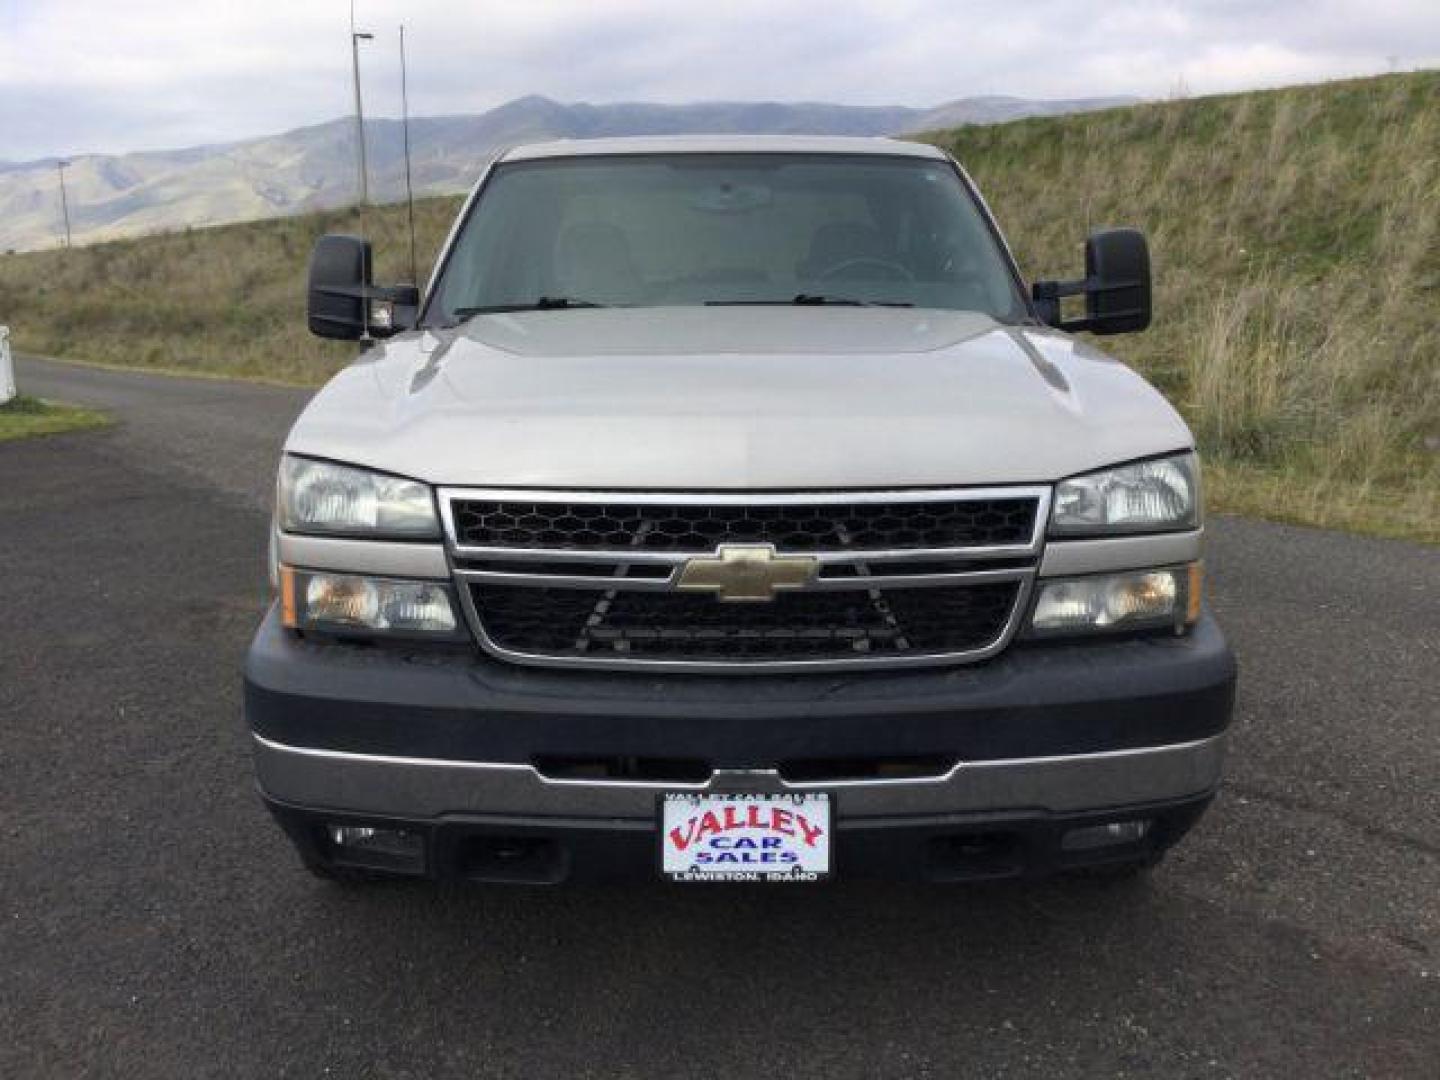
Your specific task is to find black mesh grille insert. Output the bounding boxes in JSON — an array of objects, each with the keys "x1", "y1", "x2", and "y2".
[
  {"x1": 471, "y1": 581, "x2": 1020, "y2": 663},
  {"x1": 452, "y1": 497, "x2": 1037, "y2": 552}
]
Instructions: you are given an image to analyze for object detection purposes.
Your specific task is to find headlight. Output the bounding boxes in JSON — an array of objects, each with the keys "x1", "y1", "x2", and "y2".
[
  {"x1": 1050, "y1": 453, "x2": 1199, "y2": 536},
  {"x1": 279, "y1": 456, "x2": 439, "y2": 538},
  {"x1": 1028, "y1": 564, "x2": 1202, "y2": 637},
  {"x1": 280, "y1": 568, "x2": 463, "y2": 639}
]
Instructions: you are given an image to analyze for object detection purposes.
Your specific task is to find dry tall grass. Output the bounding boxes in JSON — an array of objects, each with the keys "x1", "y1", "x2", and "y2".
[{"x1": 0, "y1": 71, "x2": 1435, "y2": 540}]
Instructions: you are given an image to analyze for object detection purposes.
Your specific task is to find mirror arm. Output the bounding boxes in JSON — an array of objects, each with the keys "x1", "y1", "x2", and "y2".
[
  {"x1": 1033, "y1": 275, "x2": 1146, "y2": 333},
  {"x1": 370, "y1": 284, "x2": 421, "y2": 305},
  {"x1": 312, "y1": 282, "x2": 420, "y2": 338},
  {"x1": 1032, "y1": 277, "x2": 1093, "y2": 332},
  {"x1": 311, "y1": 283, "x2": 419, "y2": 304},
  {"x1": 368, "y1": 284, "x2": 421, "y2": 335}
]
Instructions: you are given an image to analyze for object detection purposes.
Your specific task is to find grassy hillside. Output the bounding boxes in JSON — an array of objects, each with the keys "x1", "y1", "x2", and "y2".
[
  {"x1": 1, "y1": 71, "x2": 1436, "y2": 541},
  {"x1": 936, "y1": 71, "x2": 1439, "y2": 543},
  {"x1": 0, "y1": 198, "x2": 463, "y2": 384}
]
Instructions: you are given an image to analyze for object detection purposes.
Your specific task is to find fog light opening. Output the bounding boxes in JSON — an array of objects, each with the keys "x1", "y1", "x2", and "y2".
[
  {"x1": 458, "y1": 836, "x2": 568, "y2": 884},
  {"x1": 1061, "y1": 818, "x2": 1152, "y2": 852},
  {"x1": 325, "y1": 824, "x2": 425, "y2": 873}
]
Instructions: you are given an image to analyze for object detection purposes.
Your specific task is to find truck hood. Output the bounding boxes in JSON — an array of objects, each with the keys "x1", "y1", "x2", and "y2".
[{"x1": 286, "y1": 307, "x2": 1192, "y2": 489}]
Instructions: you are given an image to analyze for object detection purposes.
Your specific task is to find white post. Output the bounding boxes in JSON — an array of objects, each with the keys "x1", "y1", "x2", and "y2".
[{"x1": 0, "y1": 326, "x2": 15, "y2": 404}]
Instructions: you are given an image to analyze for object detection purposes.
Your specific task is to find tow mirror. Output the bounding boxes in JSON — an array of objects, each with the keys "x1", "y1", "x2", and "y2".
[
  {"x1": 1031, "y1": 227, "x2": 1151, "y2": 335},
  {"x1": 306, "y1": 234, "x2": 420, "y2": 341}
]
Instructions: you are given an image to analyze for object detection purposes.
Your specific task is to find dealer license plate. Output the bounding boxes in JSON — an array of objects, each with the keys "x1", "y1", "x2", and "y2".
[{"x1": 659, "y1": 792, "x2": 832, "y2": 883}]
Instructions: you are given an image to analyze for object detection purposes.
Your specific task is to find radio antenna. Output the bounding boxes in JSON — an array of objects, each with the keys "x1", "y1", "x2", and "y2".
[{"x1": 399, "y1": 23, "x2": 419, "y2": 286}]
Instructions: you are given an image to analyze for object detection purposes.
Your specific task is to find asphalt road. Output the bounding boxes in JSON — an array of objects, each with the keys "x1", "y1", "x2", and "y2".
[{"x1": 4, "y1": 355, "x2": 1438, "y2": 1079}]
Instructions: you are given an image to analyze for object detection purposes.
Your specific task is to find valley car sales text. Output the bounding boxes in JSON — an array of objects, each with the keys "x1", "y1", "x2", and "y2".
[{"x1": 663, "y1": 797, "x2": 829, "y2": 881}]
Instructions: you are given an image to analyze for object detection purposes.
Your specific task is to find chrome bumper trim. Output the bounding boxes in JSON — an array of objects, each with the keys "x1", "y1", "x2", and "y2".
[{"x1": 253, "y1": 733, "x2": 1226, "y2": 821}]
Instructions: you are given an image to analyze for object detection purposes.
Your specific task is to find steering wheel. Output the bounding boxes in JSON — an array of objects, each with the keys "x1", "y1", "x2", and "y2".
[{"x1": 817, "y1": 256, "x2": 915, "y2": 283}]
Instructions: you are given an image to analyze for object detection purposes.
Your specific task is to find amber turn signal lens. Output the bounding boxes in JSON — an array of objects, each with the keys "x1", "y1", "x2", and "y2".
[
  {"x1": 1186, "y1": 561, "x2": 1204, "y2": 626},
  {"x1": 279, "y1": 565, "x2": 299, "y2": 629}
]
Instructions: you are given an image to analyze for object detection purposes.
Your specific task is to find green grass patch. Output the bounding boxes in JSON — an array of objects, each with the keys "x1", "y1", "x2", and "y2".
[{"x1": 0, "y1": 395, "x2": 110, "y2": 442}]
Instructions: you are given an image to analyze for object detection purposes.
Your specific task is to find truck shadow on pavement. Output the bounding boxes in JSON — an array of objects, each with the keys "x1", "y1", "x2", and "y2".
[{"x1": 257, "y1": 850, "x2": 1428, "y2": 1077}]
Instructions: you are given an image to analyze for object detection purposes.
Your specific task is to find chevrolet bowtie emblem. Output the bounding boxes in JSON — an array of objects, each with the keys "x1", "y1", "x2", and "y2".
[{"x1": 675, "y1": 544, "x2": 819, "y2": 602}]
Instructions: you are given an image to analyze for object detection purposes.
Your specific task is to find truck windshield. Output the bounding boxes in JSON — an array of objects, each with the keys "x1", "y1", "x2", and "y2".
[{"x1": 427, "y1": 153, "x2": 1028, "y2": 325}]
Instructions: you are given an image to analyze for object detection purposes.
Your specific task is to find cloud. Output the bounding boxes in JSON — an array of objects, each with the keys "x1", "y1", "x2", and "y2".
[{"x1": 1, "y1": 0, "x2": 1436, "y2": 161}]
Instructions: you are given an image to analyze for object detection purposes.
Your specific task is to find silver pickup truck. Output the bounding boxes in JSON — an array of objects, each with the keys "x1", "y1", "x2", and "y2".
[{"x1": 246, "y1": 136, "x2": 1235, "y2": 885}]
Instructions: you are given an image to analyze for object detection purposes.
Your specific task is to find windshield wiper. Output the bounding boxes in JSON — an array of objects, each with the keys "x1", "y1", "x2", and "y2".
[
  {"x1": 793, "y1": 293, "x2": 914, "y2": 307},
  {"x1": 444, "y1": 297, "x2": 607, "y2": 324},
  {"x1": 705, "y1": 295, "x2": 913, "y2": 308}
]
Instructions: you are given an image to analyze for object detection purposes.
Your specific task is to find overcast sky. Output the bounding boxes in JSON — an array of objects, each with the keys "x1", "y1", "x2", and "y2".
[{"x1": 2, "y1": 0, "x2": 1437, "y2": 162}]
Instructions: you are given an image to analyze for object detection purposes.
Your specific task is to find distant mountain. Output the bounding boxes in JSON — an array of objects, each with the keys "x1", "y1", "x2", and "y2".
[
  {"x1": 907, "y1": 94, "x2": 1135, "y2": 130},
  {"x1": 0, "y1": 93, "x2": 1136, "y2": 252}
]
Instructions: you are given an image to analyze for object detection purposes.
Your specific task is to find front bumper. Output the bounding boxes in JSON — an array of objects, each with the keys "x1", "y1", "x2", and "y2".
[
  {"x1": 265, "y1": 791, "x2": 1216, "y2": 884},
  {"x1": 244, "y1": 606, "x2": 1235, "y2": 882}
]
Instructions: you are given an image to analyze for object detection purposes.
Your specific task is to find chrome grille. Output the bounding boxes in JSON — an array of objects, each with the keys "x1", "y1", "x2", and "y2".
[
  {"x1": 470, "y1": 581, "x2": 1021, "y2": 662},
  {"x1": 441, "y1": 487, "x2": 1049, "y2": 672},
  {"x1": 451, "y1": 495, "x2": 1037, "y2": 552}
]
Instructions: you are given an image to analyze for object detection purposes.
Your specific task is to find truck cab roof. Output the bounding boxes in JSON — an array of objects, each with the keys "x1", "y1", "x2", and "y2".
[{"x1": 499, "y1": 134, "x2": 950, "y2": 162}]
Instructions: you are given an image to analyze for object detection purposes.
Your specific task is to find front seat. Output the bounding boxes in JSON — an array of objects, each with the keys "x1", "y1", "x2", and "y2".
[{"x1": 554, "y1": 222, "x2": 644, "y2": 304}]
